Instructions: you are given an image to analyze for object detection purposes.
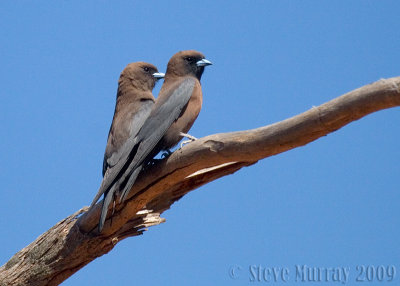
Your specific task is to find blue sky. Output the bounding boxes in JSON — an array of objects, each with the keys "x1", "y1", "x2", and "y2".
[{"x1": 1, "y1": 1, "x2": 399, "y2": 285}]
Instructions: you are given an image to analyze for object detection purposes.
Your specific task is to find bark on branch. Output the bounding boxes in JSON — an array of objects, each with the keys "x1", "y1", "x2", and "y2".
[{"x1": 1, "y1": 77, "x2": 399, "y2": 285}]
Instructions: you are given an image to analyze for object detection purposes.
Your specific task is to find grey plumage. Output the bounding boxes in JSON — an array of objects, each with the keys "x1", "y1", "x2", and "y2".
[
  {"x1": 117, "y1": 50, "x2": 212, "y2": 204},
  {"x1": 91, "y1": 62, "x2": 163, "y2": 232},
  {"x1": 92, "y1": 51, "x2": 211, "y2": 232}
]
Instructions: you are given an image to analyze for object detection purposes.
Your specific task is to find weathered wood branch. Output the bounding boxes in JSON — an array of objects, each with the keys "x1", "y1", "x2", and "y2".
[{"x1": 1, "y1": 77, "x2": 399, "y2": 285}]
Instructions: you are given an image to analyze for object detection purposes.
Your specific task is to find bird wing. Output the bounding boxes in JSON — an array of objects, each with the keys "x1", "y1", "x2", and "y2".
[
  {"x1": 91, "y1": 99, "x2": 153, "y2": 207},
  {"x1": 104, "y1": 100, "x2": 154, "y2": 171},
  {"x1": 117, "y1": 77, "x2": 196, "y2": 201}
]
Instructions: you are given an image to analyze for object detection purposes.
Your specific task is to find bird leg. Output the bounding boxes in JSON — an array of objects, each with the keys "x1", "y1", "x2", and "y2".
[
  {"x1": 180, "y1": 132, "x2": 198, "y2": 148},
  {"x1": 180, "y1": 132, "x2": 198, "y2": 141}
]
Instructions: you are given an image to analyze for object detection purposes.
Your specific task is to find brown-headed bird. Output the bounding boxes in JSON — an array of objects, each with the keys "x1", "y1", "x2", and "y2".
[
  {"x1": 115, "y1": 50, "x2": 212, "y2": 203},
  {"x1": 91, "y1": 62, "x2": 164, "y2": 231}
]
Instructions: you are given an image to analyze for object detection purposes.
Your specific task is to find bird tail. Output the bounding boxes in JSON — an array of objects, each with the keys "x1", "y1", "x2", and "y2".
[
  {"x1": 98, "y1": 187, "x2": 115, "y2": 232},
  {"x1": 90, "y1": 176, "x2": 110, "y2": 208},
  {"x1": 119, "y1": 166, "x2": 142, "y2": 203}
]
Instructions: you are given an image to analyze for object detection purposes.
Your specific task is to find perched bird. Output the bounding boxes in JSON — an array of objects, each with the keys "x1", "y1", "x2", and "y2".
[
  {"x1": 91, "y1": 62, "x2": 164, "y2": 231},
  {"x1": 116, "y1": 50, "x2": 212, "y2": 203}
]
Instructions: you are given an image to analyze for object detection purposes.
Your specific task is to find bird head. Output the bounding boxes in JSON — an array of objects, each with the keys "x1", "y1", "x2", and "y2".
[
  {"x1": 166, "y1": 50, "x2": 212, "y2": 80},
  {"x1": 119, "y1": 62, "x2": 165, "y2": 92}
]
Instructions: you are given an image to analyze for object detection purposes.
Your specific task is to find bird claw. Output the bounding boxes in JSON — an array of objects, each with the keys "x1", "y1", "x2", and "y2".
[
  {"x1": 180, "y1": 140, "x2": 192, "y2": 148},
  {"x1": 161, "y1": 149, "x2": 172, "y2": 158},
  {"x1": 179, "y1": 132, "x2": 197, "y2": 141},
  {"x1": 179, "y1": 132, "x2": 197, "y2": 148}
]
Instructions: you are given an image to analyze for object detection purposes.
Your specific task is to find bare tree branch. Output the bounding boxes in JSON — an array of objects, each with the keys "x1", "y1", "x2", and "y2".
[{"x1": 1, "y1": 77, "x2": 399, "y2": 285}]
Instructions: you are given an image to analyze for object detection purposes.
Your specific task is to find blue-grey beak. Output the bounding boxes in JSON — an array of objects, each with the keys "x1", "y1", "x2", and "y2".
[
  {"x1": 152, "y1": 72, "x2": 165, "y2": 79},
  {"x1": 196, "y1": 58, "x2": 212, "y2": 67}
]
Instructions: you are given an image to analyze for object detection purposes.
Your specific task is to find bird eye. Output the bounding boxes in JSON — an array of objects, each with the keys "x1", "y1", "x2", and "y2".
[
  {"x1": 185, "y1": 57, "x2": 193, "y2": 62},
  {"x1": 143, "y1": 67, "x2": 150, "y2": 72}
]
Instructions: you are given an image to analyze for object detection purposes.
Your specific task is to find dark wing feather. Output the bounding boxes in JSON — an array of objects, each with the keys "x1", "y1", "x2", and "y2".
[
  {"x1": 118, "y1": 78, "x2": 196, "y2": 201},
  {"x1": 91, "y1": 99, "x2": 153, "y2": 207},
  {"x1": 98, "y1": 183, "x2": 116, "y2": 231}
]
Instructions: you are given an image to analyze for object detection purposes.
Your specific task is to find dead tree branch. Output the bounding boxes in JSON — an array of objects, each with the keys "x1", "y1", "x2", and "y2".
[{"x1": 1, "y1": 77, "x2": 399, "y2": 285}]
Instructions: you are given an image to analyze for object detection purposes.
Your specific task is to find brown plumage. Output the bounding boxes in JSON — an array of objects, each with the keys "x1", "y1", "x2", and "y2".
[
  {"x1": 102, "y1": 62, "x2": 161, "y2": 175},
  {"x1": 117, "y1": 50, "x2": 212, "y2": 203},
  {"x1": 156, "y1": 50, "x2": 209, "y2": 150},
  {"x1": 91, "y1": 62, "x2": 164, "y2": 232}
]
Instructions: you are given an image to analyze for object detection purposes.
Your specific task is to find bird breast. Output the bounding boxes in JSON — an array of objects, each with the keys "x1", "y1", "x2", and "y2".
[{"x1": 161, "y1": 80, "x2": 203, "y2": 149}]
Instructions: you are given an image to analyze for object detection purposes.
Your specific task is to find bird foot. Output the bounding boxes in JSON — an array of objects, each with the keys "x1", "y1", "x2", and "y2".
[
  {"x1": 180, "y1": 132, "x2": 197, "y2": 141},
  {"x1": 180, "y1": 140, "x2": 192, "y2": 148},
  {"x1": 161, "y1": 149, "x2": 172, "y2": 158},
  {"x1": 180, "y1": 132, "x2": 197, "y2": 148}
]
